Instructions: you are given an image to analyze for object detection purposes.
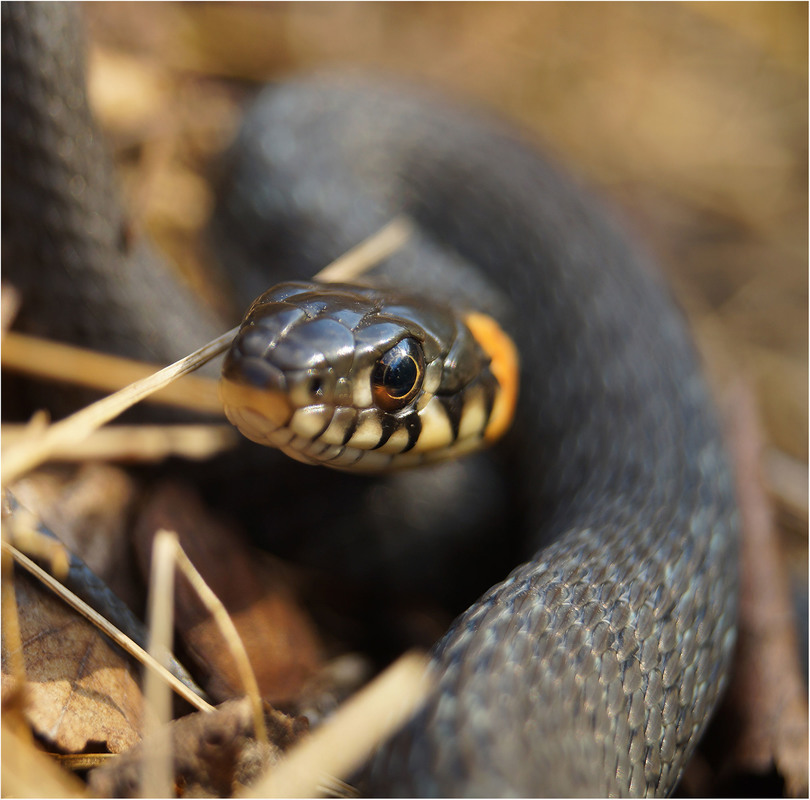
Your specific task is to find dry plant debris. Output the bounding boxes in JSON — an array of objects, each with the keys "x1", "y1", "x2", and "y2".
[
  {"x1": 245, "y1": 651, "x2": 430, "y2": 798},
  {"x1": 134, "y1": 483, "x2": 325, "y2": 707},
  {"x1": 721, "y1": 383, "x2": 808, "y2": 796},
  {"x1": 0, "y1": 215, "x2": 417, "y2": 794},
  {"x1": 1, "y1": 283, "x2": 21, "y2": 334},
  {"x1": 2, "y1": 423, "x2": 238, "y2": 464},
  {"x1": 10, "y1": 465, "x2": 142, "y2": 610},
  {"x1": 2, "y1": 331, "x2": 225, "y2": 414},
  {"x1": 1, "y1": 716, "x2": 86, "y2": 798},
  {"x1": 88, "y1": 696, "x2": 308, "y2": 798},
  {"x1": 1, "y1": 571, "x2": 144, "y2": 755},
  {"x1": 0, "y1": 327, "x2": 238, "y2": 486}
]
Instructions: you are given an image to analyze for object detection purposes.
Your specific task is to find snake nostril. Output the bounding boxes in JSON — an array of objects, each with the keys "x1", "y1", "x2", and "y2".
[{"x1": 308, "y1": 375, "x2": 324, "y2": 398}]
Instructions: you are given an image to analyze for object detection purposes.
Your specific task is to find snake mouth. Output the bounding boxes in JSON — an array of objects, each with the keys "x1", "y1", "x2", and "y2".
[
  {"x1": 219, "y1": 378, "x2": 291, "y2": 426},
  {"x1": 219, "y1": 358, "x2": 347, "y2": 464},
  {"x1": 219, "y1": 356, "x2": 295, "y2": 448}
]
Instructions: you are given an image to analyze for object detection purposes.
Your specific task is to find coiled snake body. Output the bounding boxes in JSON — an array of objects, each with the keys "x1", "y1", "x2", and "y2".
[{"x1": 3, "y1": 5, "x2": 738, "y2": 796}]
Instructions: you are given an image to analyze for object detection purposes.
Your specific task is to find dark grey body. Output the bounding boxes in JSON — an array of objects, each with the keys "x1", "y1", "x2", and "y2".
[
  {"x1": 1, "y1": 3, "x2": 222, "y2": 367},
  {"x1": 2, "y1": 4, "x2": 738, "y2": 796}
]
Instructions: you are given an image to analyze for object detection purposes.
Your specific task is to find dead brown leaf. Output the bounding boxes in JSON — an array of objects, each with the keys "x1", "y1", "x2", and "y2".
[
  {"x1": 1, "y1": 571, "x2": 144, "y2": 755},
  {"x1": 134, "y1": 482, "x2": 325, "y2": 706},
  {"x1": 10, "y1": 465, "x2": 142, "y2": 610}
]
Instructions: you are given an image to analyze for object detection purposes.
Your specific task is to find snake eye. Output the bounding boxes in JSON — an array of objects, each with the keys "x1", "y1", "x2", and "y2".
[{"x1": 371, "y1": 337, "x2": 425, "y2": 411}]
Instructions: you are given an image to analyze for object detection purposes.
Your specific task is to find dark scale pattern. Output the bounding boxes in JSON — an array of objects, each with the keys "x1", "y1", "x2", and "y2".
[
  {"x1": 3, "y1": 5, "x2": 738, "y2": 795},
  {"x1": 1, "y1": 3, "x2": 223, "y2": 371}
]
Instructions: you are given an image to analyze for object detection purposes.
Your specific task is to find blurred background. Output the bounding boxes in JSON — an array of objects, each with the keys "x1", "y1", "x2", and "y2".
[{"x1": 82, "y1": 0, "x2": 807, "y2": 590}]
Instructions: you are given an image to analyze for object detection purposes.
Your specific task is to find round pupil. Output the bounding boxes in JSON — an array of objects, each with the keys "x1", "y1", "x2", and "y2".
[
  {"x1": 372, "y1": 338, "x2": 424, "y2": 410},
  {"x1": 383, "y1": 347, "x2": 418, "y2": 398}
]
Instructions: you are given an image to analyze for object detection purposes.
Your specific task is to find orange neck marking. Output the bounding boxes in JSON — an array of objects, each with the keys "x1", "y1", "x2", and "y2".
[{"x1": 463, "y1": 312, "x2": 520, "y2": 443}]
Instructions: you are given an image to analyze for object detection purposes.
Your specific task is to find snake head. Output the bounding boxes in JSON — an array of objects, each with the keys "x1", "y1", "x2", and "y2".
[{"x1": 219, "y1": 281, "x2": 518, "y2": 471}]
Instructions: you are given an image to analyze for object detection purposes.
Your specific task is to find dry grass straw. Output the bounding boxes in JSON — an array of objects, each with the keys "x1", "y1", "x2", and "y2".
[
  {"x1": 1, "y1": 327, "x2": 238, "y2": 487},
  {"x1": 175, "y1": 541, "x2": 269, "y2": 745},
  {"x1": 1, "y1": 538, "x2": 27, "y2": 697},
  {"x1": 1, "y1": 283, "x2": 21, "y2": 333},
  {"x1": 1, "y1": 529, "x2": 86, "y2": 797},
  {"x1": 314, "y1": 216, "x2": 413, "y2": 283},
  {"x1": 53, "y1": 753, "x2": 117, "y2": 771},
  {"x1": 136, "y1": 526, "x2": 285, "y2": 794},
  {"x1": 142, "y1": 529, "x2": 179, "y2": 798},
  {"x1": 2, "y1": 718, "x2": 87, "y2": 798},
  {"x1": 2, "y1": 423, "x2": 237, "y2": 463},
  {"x1": 3, "y1": 498, "x2": 71, "y2": 580},
  {"x1": 241, "y1": 650, "x2": 431, "y2": 798},
  {"x1": 2, "y1": 331, "x2": 225, "y2": 414},
  {"x1": 134, "y1": 529, "x2": 433, "y2": 799}
]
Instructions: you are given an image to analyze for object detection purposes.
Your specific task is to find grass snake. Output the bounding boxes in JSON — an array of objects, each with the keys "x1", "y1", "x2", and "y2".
[{"x1": 2, "y1": 3, "x2": 739, "y2": 796}]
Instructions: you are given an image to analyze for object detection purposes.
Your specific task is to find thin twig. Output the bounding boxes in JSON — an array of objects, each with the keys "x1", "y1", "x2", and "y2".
[
  {"x1": 2, "y1": 331, "x2": 224, "y2": 414},
  {"x1": 172, "y1": 537, "x2": 268, "y2": 744},
  {"x1": 2, "y1": 423, "x2": 237, "y2": 463},
  {"x1": 142, "y1": 530, "x2": 177, "y2": 799},
  {"x1": 53, "y1": 753, "x2": 117, "y2": 771},
  {"x1": 314, "y1": 216, "x2": 414, "y2": 283},
  {"x1": 0, "y1": 544, "x2": 27, "y2": 696}
]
